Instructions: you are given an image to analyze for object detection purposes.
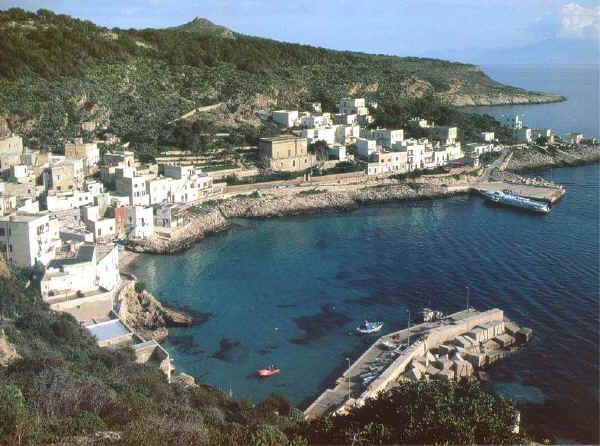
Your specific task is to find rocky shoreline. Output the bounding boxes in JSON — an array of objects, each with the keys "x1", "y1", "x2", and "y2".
[
  {"x1": 128, "y1": 183, "x2": 470, "y2": 254},
  {"x1": 117, "y1": 281, "x2": 193, "y2": 341},
  {"x1": 125, "y1": 144, "x2": 598, "y2": 256},
  {"x1": 507, "y1": 143, "x2": 600, "y2": 172}
]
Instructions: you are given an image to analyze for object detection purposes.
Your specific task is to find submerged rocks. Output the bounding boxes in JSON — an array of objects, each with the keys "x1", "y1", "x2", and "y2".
[{"x1": 118, "y1": 281, "x2": 193, "y2": 341}]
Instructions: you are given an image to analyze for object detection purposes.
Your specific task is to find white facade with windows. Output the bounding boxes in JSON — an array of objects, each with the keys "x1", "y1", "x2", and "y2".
[
  {"x1": 0, "y1": 213, "x2": 60, "y2": 267},
  {"x1": 125, "y1": 205, "x2": 154, "y2": 239}
]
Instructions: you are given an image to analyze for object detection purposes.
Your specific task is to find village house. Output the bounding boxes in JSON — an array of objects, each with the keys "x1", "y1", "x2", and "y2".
[
  {"x1": 333, "y1": 113, "x2": 358, "y2": 126},
  {"x1": 46, "y1": 190, "x2": 94, "y2": 212},
  {"x1": 464, "y1": 143, "x2": 497, "y2": 156},
  {"x1": 0, "y1": 213, "x2": 60, "y2": 267},
  {"x1": 64, "y1": 139, "x2": 100, "y2": 172},
  {"x1": 339, "y1": 98, "x2": 368, "y2": 116},
  {"x1": 0, "y1": 135, "x2": 24, "y2": 173},
  {"x1": 371, "y1": 129, "x2": 404, "y2": 148},
  {"x1": 155, "y1": 203, "x2": 185, "y2": 228},
  {"x1": 125, "y1": 205, "x2": 154, "y2": 239},
  {"x1": 301, "y1": 114, "x2": 331, "y2": 129},
  {"x1": 302, "y1": 127, "x2": 336, "y2": 146},
  {"x1": 147, "y1": 177, "x2": 171, "y2": 205},
  {"x1": 564, "y1": 132, "x2": 584, "y2": 144},
  {"x1": 427, "y1": 126, "x2": 458, "y2": 144},
  {"x1": 258, "y1": 135, "x2": 315, "y2": 172},
  {"x1": 115, "y1": 173, "x2": 149, "y2": 206},
  {"x1": 355, "y1": 138, "x2": 377, "y2": 159},
  {"x1": 46, "y1": 158, "x2": 85, "y2": 192},
  {"x1": 480, "y1": 132, "x2": 495, "y2": 142},
  {"x1": 41, "y1": 243, "x2": 119, "y2": 302},
  {"x1": 0, "y1": 194, "x2": 17, "y2": 216},
  {"x1": 367, "y1": 151, "x2": 408, "y2": 176},
  {"x1": 85, "y1": 181, "x2": 104, "y2": 196},
  {"x1": 272, "y1": 110, "x2": 299, "y2": 128}
]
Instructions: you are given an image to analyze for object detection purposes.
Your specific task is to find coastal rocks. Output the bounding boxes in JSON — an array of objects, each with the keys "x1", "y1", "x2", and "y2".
[
  {"x1": 449, "y1": 92, "x2": 565, "y2": 107},
  {"x1": 128, "y1": 207, "x2": 229, "y2": 254},
  {"x1": 508, "y1": 144, "x2": 600, "y2": 172},
  {"x1": 117, "y1": 281, "x2": 192, "y2": 341}
]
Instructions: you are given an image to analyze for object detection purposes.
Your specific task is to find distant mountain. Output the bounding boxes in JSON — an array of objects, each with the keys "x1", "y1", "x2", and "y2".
[
  {"x1": 424, "y1": 37, "x2": 599, "y2": 65},
  {"x1": 167, "y1": 16, "x2": 235, "y2": 38}
]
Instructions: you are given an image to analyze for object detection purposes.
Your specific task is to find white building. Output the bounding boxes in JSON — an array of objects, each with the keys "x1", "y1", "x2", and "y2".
[
  {"x1": 85, "y1": 181, "x2": 104, "y2": 196},
  {"x1": 333, "y1": 113, "x2": 358, "y2": 126},
  {"x1": 480, "y1": 132, "x2": 495, "y2": 142},
  {"x1": 564, "y1": 132, "x2": 584, "y2": 144},
  {"x1": 272, "y1": 110, "x2": 299, "y2": 128},
  {"x1": 513, "y1": 127, "x2": 532, "y2": 143},
  {"x1": 89, "y1": 218, "x2": 116, "y2": 242},
  {"x1": 64, "y1": 140, "x2": 100, "y2": 170},
  {"x1": 115, "y1": 175, "x2": 149, "y2": 206},
  {"x1": 367, "y1": 151, "x2": 408, "y2": 176},
  {"x1": 355, "y1": 138, "x2": 377, "y2": 159},
  {"x1": 301, "y1": 114, "x2": 331, "y2": 129},
  {"x1": 147, "y1": 177, "x2": 171, "y2": 205},
  {"x1": 46, "y1": 190, "x2": 94, "y2": 212},
  {"x1": 125, "y1": 205, "x2": 154, "y2": 239},
  {"x1": 0, "y1": 213, "x2": 60, "y2": 267},
  {"x1": 371, "y1": 129, "x2": 404, "y2": 148},
  {"x1": 41, "y1": 243, "x2": 119, "y2": 300},
  {"x1": 155, "y1": 203, "x2": 185, "y2": 228},
  {"x1": 339, "y1": 98, "x2": 367, "y2": 115},
  {"x1": 302, "y1": 127, "x2": 336, "y2": 146},
  {"x1": 427, "y1": 126, "x2": 458, "y2": 144},
  {"x1": 465, "y1": 143, "x2": 495, "y2": 156},
  {"x1": 10, "y1": 165, "x2": 29, "y2": 181},
  {"x1": 162, "y1": 164, "x2": 194, "y2": 180}
]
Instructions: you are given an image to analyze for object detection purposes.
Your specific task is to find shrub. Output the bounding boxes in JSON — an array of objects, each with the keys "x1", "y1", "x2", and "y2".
[{"x1": 134, "y1": 281, "x2": 146, "y2": 293}]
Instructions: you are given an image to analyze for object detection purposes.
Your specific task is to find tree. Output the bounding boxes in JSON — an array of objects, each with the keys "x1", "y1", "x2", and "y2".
[{"x1": 308, "y1": 140, "x2": 329, "y2": 161}]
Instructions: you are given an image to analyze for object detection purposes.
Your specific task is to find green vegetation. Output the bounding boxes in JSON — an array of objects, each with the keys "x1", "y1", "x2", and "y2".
[
  {"x1": 299, "y1": 380, "x2": 524, "y2": 445},
  {"x1": 0, "y1": 8, "x2": 552, "y2": 155},
  {"x1": 390, "y1": 166, "x2": 448, "y2": 181},
  {"x1": 298, "y1": 189, "x2": 326, "y2": 196}
]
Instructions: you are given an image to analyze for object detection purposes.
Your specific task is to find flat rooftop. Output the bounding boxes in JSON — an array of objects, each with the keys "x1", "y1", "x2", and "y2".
[
  {"x1": 87, "y1": 319, "x2": 130, "y2": 342},
  {"x1": 260, "y1": 135, "x2": 305, "y2": 143}
]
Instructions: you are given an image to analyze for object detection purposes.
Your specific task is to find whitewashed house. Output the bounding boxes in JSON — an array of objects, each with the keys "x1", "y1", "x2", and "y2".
[
  {"x1": 371, "y1": 129, "x2": 404, "y2": 148},
  {"x1": 125, "y1": 205, "x2": 154, "y2": 239},
  {"x1": 0, "y1": 213, "x2": 60, "y2": 267},
  {"x1": 272, "y1": 110, "x2": 299, "y2": 128}
]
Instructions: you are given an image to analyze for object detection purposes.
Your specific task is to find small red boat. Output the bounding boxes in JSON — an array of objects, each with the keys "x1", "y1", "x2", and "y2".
[{"x1": 258, "y1": 365, "x2": 280, "y2": 377}]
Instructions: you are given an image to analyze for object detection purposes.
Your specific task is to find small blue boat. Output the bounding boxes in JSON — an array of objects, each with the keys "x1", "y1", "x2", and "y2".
[{"x1": 357, "y1": 320, "x2": 383, "y2": 334}]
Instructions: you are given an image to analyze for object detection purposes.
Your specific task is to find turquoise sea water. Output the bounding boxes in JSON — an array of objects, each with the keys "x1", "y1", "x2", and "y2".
[{"x1": 132, "y1": 65, "x2": 599, "y2": 443}]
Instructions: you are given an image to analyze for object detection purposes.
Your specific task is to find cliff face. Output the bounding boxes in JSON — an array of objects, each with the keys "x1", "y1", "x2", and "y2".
[{"x1": 118, "y1": 281, "x2": 192, "y2": 341}]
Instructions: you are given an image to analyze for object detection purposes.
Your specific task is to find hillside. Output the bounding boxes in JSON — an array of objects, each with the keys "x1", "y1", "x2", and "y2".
[
  {"x1": 0, "y1": 8, "x2": 563, "y2": 155},
  {"x1": 167, "y1": 16, "x2": 236, "y2": 38}
]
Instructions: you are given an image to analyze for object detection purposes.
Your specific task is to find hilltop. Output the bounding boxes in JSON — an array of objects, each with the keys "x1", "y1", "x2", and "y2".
[
  {"x1": 0, "y1": 8, "x2": 563, "y2": 156},
  {"x1": 167, "y1": 16, "x2": 236, "y2": 38}
]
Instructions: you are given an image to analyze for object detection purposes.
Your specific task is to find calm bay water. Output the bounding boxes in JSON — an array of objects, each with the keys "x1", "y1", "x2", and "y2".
[{"x1": 132, "y1": 65, "x2": 599, "y2": 443}]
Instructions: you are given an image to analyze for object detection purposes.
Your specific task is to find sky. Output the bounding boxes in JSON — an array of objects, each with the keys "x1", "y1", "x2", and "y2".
[{"x1": 1, "y1": 0, "x2": 598, "y2": 62}]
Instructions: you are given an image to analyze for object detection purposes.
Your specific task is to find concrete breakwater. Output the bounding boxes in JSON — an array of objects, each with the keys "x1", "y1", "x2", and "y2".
[
  {"x1": 304, "y1": 308, "x2": 533, "y2": 420},
  {"x1": 128, "y1": 183, "x2": 469, "y2": 254}
]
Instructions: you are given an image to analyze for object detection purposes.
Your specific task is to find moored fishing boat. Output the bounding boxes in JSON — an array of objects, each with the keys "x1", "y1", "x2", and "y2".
[
  {"x1": 357, "y1": 320, "x2": 383, "y2": 334},
  {"x1": 258, "y1": 365, "x2": 280, "y2": 377}
]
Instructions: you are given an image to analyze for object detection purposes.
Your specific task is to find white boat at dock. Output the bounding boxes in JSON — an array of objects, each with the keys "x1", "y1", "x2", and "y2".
[{"x1": 357, "y1": 320, "x2": 383, "y2": 334}]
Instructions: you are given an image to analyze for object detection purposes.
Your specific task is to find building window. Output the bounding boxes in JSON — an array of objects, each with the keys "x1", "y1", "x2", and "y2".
[{"x1": 8, "y1": 245, "x2": 12, "y2": 252}]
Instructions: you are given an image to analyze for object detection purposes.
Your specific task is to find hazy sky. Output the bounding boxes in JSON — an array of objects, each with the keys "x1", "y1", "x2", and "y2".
[{"x1": 1, "y1": 0, "x2": 598, "y2": 59}]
